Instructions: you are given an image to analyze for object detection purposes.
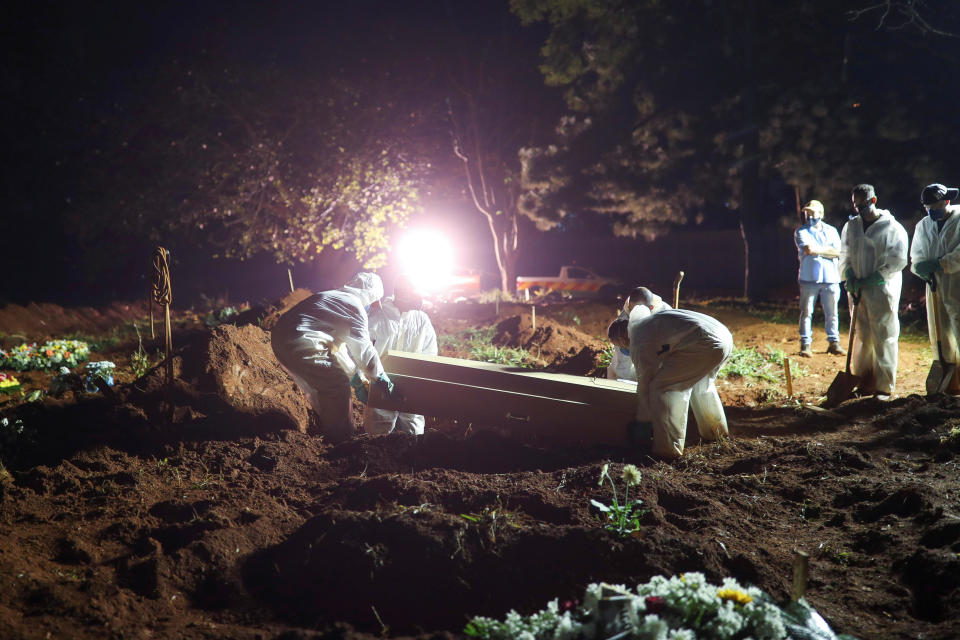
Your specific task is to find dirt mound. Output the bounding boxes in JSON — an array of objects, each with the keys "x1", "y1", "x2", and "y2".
[
  {"x1": 129, "y1": 324, "x2": 312, "y2": 435},
  {"x1": 3, "y1": 300, "x2": 960, "y2": 639},
  {"x1": 0, "y1": 300, "x2": 152, "y2": 341},
  {"x1": 493, "y1": 313, "x2": 608, "y2": 374}
]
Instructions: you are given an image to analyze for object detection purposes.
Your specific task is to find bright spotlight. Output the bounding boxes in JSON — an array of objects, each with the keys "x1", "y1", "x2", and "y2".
[{"x1": 395, "y1": 229, "x2": 455, "y2": 294}]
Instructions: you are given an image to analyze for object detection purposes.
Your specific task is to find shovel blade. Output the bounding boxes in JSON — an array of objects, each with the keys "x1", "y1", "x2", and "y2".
[
  {"x1": 926, "y1": 360, "x2": 957, "y2": 396},
  {"x1": 825, "y1": 370, "x2": 860, "y2": 407}
]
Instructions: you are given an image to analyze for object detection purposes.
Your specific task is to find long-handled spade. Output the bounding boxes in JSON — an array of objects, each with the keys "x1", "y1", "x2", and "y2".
[
  {"x1": 825, "y1": 293, "x2": 861, "y2": 407},
  {"x1": 926, "y1": 276, "x2": 956, "y2": 396}
]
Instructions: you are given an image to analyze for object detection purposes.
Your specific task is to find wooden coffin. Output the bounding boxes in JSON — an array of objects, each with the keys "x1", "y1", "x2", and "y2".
[{"x1": 370, "y1": 350, "x2": 638, "y2": 444}]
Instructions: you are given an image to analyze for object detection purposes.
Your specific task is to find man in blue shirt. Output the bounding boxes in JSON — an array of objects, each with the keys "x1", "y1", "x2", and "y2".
[{"x1": 794, "y1": 199, "x2": 844, "y2": 358}]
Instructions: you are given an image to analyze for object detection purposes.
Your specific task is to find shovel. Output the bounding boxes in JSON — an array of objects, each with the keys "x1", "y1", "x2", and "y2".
[
  {"x1": 825, "y1": 293, "x2": 861, "y2": 407},
  {"x1": 926, "y1": 276, "x2": 956, "y2": 396}
]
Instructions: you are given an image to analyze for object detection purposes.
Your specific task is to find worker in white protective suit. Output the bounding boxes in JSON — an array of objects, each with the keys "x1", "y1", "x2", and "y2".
[
  {"x1": 270, "y1": 272, "x2": 399, "y2": 444},
  {"x1": 606, "y1": 287, "x2": 671, "y2": 381},
  {"x1": 627, "y1": 307, "x2": 733, "y2": 459},
  {"x1": 364, "y1": 278, "x2": 438, "y2": 434},
  {"x1": 909, "y1": 183, "x2": 960, "y2": 394},
  {"x1": 840, "y1": 184, "x2": 909, "y2": 400}
]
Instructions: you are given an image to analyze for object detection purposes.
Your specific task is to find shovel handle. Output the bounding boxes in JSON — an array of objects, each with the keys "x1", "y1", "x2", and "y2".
[
  {"x1": 844, "y1": 293, "x2": 861, "y2": 375},
  {"x1": 928, "y1": 276, "x2": 949, "y2": 363}
]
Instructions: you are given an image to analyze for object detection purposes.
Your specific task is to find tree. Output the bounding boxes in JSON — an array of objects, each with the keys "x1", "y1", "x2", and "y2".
[
  {"x1": 512, "y1": 0, "x2": 960, "y2": 298},
  {"x1": 66, "y1": 61, "x2": 427, "y2": 275},
  {"x1": 441, "y1": 6, "x2": 563, "y2": 294}
]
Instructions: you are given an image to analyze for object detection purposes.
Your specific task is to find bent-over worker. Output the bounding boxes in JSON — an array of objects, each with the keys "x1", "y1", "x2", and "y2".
[
  {"x1": 364, "y1": 278, "x2": 438, "y2": 434},
  {"x1": 271, "y1": 272, "x2": 398, "y2": 444},
  {"x1": 606, "y1": 287, "x2": 672, "y2": 381},
  {"x1": 627, "y1": 307, "x2": 733, "y2": 459}
]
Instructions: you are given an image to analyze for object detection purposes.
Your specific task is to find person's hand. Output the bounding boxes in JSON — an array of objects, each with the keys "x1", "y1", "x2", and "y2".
[
  {"x1": 912, "y1": 259, "x2": 942, "y2": 280},
  {"x1": 373, "y1": 373, "x2": 402, "y2": 403},
  {"x1": 350, "y1": 372, "x2": 368, "y2": 404},
  {"x1": 845, "y1": 276, "x2": 861, "y2": 295},
  {"x1": 860, "y1": 271, "x2": 885, "y2": 288},
  {"x1": 843, "y1": 267, "x2": 856, "y2": 282}
]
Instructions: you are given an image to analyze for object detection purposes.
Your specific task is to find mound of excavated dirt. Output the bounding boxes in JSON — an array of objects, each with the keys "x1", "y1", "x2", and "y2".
[
  {"x1": 493, "y1": 313, "x2": 607, "y2": 375},
  {"x1": 3, "y1": 301, "x2": 960, "y2": 639},
  {"x1": 0, "y1": 300, "x2": 153, "y2": 342},
  {"x1": 127, "y1": 324, "x2": 312, "y2": 435}
]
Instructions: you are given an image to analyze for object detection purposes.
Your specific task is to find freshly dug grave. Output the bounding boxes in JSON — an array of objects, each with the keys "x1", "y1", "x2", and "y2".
[{"x1": 0, "y1": 301, "x2": 958, "y2": 639}]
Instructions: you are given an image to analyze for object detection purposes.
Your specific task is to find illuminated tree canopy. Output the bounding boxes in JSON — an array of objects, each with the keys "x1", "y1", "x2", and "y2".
[{"x1": 68, "y1": 61, "x2": 427, "y2": 271}]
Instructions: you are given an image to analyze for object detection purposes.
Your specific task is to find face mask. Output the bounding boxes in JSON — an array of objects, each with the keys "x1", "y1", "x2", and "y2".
[
  {"x1": 806, "y1": 216, "x2": 823, "y2": 226},
  {"x1": 928, "y1": 207, "x2": 947, "y2": 221}
]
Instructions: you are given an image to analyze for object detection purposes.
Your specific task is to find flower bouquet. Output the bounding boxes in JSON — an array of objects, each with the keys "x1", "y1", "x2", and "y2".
[
  {"x1": 0, "y1": 339, "x2": 91, "y2": 371},
  {"x1": 83, "y1": 361, "x2": 116, "y2": 392},
  {"x1": 0, "y1": 372, "x2": 22, "y2": 395},
  {"x1": 465, "y1": 572, "x2": 857, "y2": 640}
]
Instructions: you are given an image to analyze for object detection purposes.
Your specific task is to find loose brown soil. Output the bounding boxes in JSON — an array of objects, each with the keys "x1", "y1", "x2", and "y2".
[{"x1": 0, "y1": 296, "x2": 957, "y2": 639}]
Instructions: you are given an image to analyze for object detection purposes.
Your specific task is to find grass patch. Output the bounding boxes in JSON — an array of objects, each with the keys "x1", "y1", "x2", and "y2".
[
  {"x1": 438, "y1": 326, "x2": 532, "y2": 367},
  {"x1": 719, "y1": 345, "x2": 805, "y2": 383}
]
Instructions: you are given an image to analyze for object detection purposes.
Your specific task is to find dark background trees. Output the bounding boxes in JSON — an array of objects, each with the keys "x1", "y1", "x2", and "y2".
[{"x1": 3, "y1": 0, "x2": 959, "y2": 306}]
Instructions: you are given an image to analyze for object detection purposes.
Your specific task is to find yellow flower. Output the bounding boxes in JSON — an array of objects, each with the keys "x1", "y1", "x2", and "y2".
[
  {"x1": 0, "y1": 374, "x2": 21, "y2": 389},
  {"x1": 717, "y1": 588, "x2": 753, "y2": 606}
]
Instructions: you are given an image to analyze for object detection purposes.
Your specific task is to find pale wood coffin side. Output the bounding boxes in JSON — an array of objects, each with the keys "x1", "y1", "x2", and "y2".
[
  {"x1": 380, "y1": 350, "x2": 637, "y2": 413},
  {"x1": 370, "y1": 350, "x2": 637, "y2": 444}
]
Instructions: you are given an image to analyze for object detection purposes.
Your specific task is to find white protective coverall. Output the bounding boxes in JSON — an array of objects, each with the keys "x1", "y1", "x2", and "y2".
[
  {"x1": 628, "y1": 307, "x2": 733, "y2": 459},
  {"x1": 606, "y1": 296, "x2": 672, "y2": 381},
  {"x1": 910, "y1": 206, "x2": 960, "y2": 391},
  {"x1": 839, "y1": 210, "x2": 909, "y2": 395},
  {"x1": 364, "y1": 298, "x2": 438, "y2": 434},
  {"x1": 270, "y1": 272, "x2": 385, "y2": 443}
]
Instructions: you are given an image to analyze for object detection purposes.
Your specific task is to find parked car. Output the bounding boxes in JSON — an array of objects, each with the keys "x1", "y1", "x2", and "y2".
[{"x1": 516, "y1": 266, "x2": 620, "y2": 299}]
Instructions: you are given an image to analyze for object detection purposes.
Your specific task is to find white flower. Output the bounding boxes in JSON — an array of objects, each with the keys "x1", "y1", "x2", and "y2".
[
  {"x1": 598, "y1": 463, "x2": 609, "y2": 486},
  {"x1": 667, "y1": 630, "x2": 696, "y2": 640}
]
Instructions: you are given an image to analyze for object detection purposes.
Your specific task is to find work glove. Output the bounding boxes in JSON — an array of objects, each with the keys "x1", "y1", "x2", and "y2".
[
  {"x1": 843, "y1": 267, "x2": 856, "y2": 283},
  {"x1": 845, "y1": 276, "x2": 861, "y2": 296},
  {"x1": 349, "y1": 372, "x2": 369, "y2": 404},
  {"x1": 372, "y1": 372, "x2": 402, "y2": 403},
  {"x1": 912, "y1": 259, "x2": 942, "y2": 280},
  {"x1": 860, "y1": 271, "x2": 885, "y2": 288}
]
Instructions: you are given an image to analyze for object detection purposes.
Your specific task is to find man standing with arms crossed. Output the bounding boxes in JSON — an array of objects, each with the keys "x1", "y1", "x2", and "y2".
[
  {"x1": 841, "y1": 184, "x2": 909, "y2": 400},
  {"x1": 794, "y1": 199, "x2": 844, "y2": 358}
]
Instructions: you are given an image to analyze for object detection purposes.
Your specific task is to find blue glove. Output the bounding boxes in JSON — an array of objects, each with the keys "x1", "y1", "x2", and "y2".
[
  {"x1": 860, "y1": 271, "x2": 885, "y2": 288},
  {"x1": 350, "y1": 372, "x2": 368, "y2": 404},
  {"x1": 912, "y1": 259, "x2": 942, "y2": 280}
]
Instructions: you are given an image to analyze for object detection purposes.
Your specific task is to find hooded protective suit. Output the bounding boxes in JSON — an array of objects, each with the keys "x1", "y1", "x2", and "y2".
[
  {"x1": 606, "y1": 292, "x2": 672, "y2": 381},
  {"x1": 363, "y1": 298, "x2": 438, "y2": 434},
  {"x1": 839, "y1": 210, "x2": 908, "y2": 395},
  {"x1": 628, "y1": 308, "x2": 733, "y2": 459},
  {"x1": 910, "y1": 205, "x2": 960, "y2": 391},
  {"x1": 271, "y1": 272, "x2": 385, "y2": 443}
]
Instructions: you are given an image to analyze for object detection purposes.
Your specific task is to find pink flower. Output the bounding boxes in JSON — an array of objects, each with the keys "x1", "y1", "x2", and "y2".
[{"x1": 644, "y1": 596, "x2": 665, "y2": 613}]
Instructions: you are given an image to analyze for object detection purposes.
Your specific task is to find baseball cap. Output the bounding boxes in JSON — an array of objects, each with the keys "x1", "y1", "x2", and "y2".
[
  {"x1": 801, "y1": 200, "x2": 824, "y2": 216},
  {"x1": 921, "y1": 184, "x2": 959, "y2": 205}
]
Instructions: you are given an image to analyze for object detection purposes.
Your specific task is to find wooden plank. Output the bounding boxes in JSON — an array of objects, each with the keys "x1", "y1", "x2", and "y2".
[{"x1": 371, "y1": 350, "x2": 638, "y2": 444}]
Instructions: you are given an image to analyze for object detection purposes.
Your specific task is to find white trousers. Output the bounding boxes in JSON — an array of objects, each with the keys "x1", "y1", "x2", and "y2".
[
  {"x1": 272, "y1": 332, "x2": 354, "y2": 444},
  {"x1": 850, "y1": 286, "x2": 899, "y2": 395},
  {"x1": 640, "y1": 335, "x2": 732, "y2": 459},
  {"x1": 363, "y1": 407, "x2": 425, "y2": 435}
]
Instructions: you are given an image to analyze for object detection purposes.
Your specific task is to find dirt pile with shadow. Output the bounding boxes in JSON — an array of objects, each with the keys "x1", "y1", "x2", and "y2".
[
  {"x1": 493, "y1": 313, "x2": 608, "y2": 375},
  {"x1": 1, "y1": 303, "x2": 960, "y2": 639}
]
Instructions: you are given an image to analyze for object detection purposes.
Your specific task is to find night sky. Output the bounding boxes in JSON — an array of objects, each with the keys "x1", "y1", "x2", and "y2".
[{"x1": 4, "y1": 1, "x2": 959, "y2": 307}]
